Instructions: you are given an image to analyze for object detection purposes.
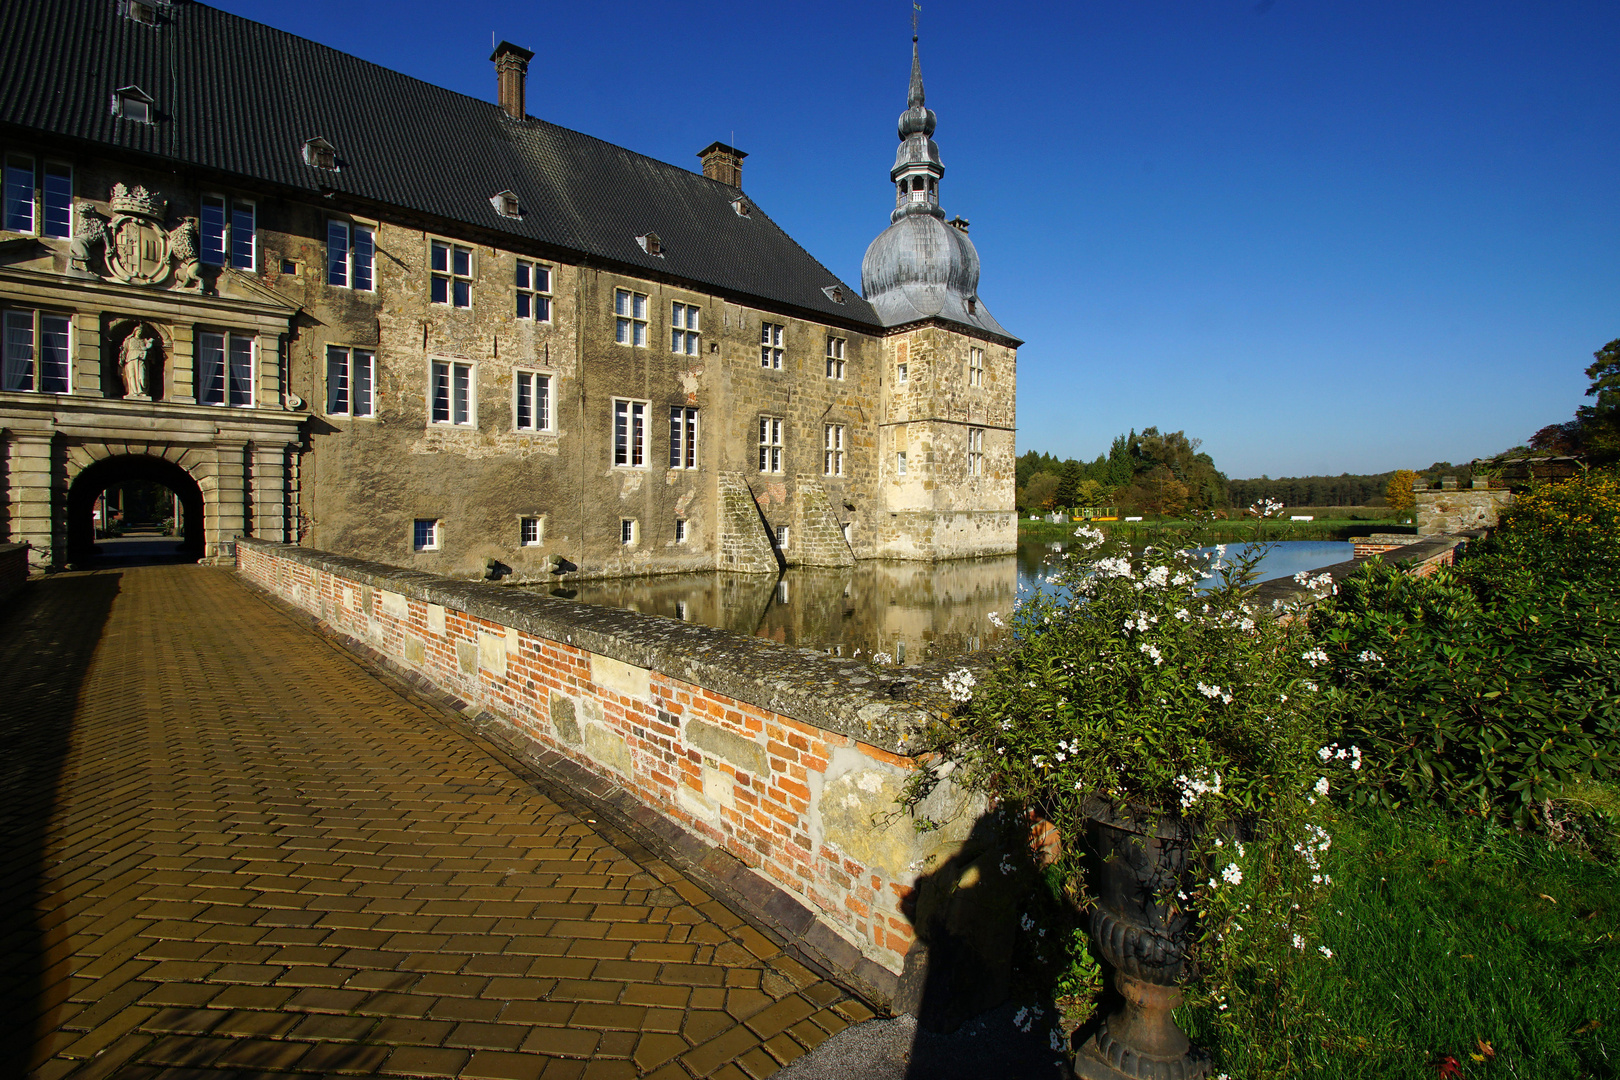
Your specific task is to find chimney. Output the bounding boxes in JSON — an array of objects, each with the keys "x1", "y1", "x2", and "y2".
[
  {"x1": 491, "y1": 41, "x2": 535, "y2": 120},
  {"x1": 697, "y1": 142, "x2": 747, "y2": 188}
]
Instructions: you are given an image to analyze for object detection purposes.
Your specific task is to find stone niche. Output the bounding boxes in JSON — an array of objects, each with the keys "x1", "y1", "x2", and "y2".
[{"x1": 102, "y1": 316, "x2": 170, "y2": 401}]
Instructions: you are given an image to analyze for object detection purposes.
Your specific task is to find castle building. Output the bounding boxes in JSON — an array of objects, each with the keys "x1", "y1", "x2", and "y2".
[{"x1": 0, "y1": 0, "x2": 1018, "y2": 579}]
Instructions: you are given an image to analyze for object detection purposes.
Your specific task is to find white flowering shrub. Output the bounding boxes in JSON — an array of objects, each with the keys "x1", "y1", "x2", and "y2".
[{"x1": 905, "y1": 518, "x2": 1343, "y2": 1074}]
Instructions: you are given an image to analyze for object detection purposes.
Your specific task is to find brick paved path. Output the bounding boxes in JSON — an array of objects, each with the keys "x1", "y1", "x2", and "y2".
[{"x1": 0, "y1": 566, "x2": 870, "y2": 1080}]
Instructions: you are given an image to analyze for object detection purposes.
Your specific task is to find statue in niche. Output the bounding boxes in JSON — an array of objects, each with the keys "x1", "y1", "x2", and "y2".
[
  {"x1": 119, "y1": 325, "x2": 159, "y2": 399},
  {"x1": 69, "y1": 203, "x2": 108, "y2": 275}
]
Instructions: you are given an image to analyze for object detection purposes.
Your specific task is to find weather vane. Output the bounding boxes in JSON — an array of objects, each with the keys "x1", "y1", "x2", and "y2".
[{"x1": 912, "y1": 2, "x2": 920, "y2": 42}]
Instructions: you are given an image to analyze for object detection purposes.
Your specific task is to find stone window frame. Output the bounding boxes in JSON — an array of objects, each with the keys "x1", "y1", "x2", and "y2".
[
  {"x1": 413, "y1": 518, "x2": 440, "y2": 551},
  {"x1": 324, "y1": 344, "x2": 375, "y2": 418},
  {"x1": 613, "y1": 398, "x2": 649, "y2": 468},
  {"x1": 429, "y1": 238, "x2": 474, "y2": 308},
  {"x1": 896, "y1": 361, "x2": 908, "y2": 384},
  {"x1": 620, "y1": 518, "x2": 639, "y2": 546},
  {"x1": 1, "y1": 305, "x2": 72, "y2": 394},
  {"x1": 514, "y1": 369, "x2": 553, "y2": 433},
  {"x1": 896, "y1": 450, "x2": 908, "y2": 476},
  {"x1": 614, "y1": 288, "x2": 649, "y2": 346},
  {"x1": 760, "y1": 322, "x2": 784, "y2": 370},
  {"x1": 775, "y1": 525, "x2": 790, "y2": 550},
  {"x1": 670, "y1": 301, "x2": 701, "y2": 356},
  {"x1": 669, "y1": 406, "x2": 698, "y2": 470},
  {"x1": 968, "y1": 426, "x2": 985, "y2": 477},
  {"x1": 674, "y1": 518, "x2": 688, "y2": 543},
  {"x1": 823, "y1": 423, "x2": 845, "y2": 477},
  {"x1": 196, "y1": 328, "x2": 255, "y2": 407},
  {"x1": 825, "y1": 335, "x2": 845, "y2": 380},
  {"x1": 200, "y1": 193, "x2": 257, "y2": 271},
  {"x1": 968, "y1": 346, "x2": 985, "y2": 388},
  {"x1": 326, "y1": 218, "x2": 376, "y2": 290},
  {"x1": 757, "y1": 415, "x2": 784, "y2": 474},
  {"x1": 0, "y1": 153, "x2": 63, "y2": 236},
  {"x1": 519, "y1": 515, "x2": 544, "y2": 547},
  {"x1": 429, "y1": 357, "x2": 476, "y2": 426},
  {"x1": 516, "y1": 260, "x2": 551, "y2": 321}
]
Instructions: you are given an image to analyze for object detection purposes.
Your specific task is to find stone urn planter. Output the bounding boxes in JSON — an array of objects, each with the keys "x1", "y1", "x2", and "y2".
[{"x1": 1072, "y1": 805, "x2": 1211, "y2": 1080}]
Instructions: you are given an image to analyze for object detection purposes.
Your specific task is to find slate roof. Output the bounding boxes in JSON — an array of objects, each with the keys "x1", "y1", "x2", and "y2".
[{"x1": 0, "y1": 0, "x2": 882, "y2": 328}]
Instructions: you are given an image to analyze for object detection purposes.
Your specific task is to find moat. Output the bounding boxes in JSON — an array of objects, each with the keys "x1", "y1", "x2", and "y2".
[{"x1": 532, "y1": 539, "x2": 1354, "y2": 665}]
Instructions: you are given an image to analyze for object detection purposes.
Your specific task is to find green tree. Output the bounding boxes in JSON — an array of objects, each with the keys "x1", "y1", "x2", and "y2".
[{"x1": 1023, "y1": 472, "x2": 1061, "y2": 511}]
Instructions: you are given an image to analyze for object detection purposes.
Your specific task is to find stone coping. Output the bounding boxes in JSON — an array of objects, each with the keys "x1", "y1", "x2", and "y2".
[
  {"x1": 237, "y1": 539, "x2": 954, "y2": 756},
  {"x1": 1252, "y1": 531, "x2": 1480, "y2": 609}
]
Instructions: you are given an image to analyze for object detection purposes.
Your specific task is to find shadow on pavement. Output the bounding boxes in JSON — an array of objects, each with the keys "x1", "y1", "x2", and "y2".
[{"x1": 0, "y1": 573, "x2": 122, "y2": 1076}]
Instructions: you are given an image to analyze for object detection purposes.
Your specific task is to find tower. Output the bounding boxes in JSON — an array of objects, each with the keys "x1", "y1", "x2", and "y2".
[{"x1": 859, "y1": 24, "x2": 1020, "y2": 560}]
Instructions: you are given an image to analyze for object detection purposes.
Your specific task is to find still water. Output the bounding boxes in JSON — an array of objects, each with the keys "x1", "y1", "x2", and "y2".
[{"x1": 537, "y1": 540, "x2": 1353, "y2": 666}]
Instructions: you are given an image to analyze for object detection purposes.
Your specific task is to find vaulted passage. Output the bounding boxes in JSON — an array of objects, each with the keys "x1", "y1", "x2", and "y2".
[
  {"x1": 0, "y1": 565, "x2": 864, "y2": 1078},
  {"x1": 66, "y1": 454, "x2": 205, "y2": 563}
]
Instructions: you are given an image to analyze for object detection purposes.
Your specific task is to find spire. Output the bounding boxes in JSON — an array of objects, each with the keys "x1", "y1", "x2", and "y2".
[{"x1": 891, "y1": 9, "x2": 942, "y2": 221}]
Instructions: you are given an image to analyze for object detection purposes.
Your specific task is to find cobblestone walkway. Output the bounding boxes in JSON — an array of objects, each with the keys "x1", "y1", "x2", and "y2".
[{"x1": 0, "y1": 566, "x2": 870, "y2": 1080}]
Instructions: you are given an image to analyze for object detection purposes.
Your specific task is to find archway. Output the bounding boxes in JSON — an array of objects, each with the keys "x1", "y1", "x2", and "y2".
[{"x1": 67, "y1": 455, "x2": 205, "y2": 564}]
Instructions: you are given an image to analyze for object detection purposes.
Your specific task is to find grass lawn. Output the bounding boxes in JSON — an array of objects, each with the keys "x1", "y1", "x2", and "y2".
[{"x1": 1186, "y1": 805, "x2": 1619, "y2": 1078}]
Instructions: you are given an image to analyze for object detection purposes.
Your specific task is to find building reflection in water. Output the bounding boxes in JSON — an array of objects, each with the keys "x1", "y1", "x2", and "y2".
[{"x1": 540, "y1": 555, "x2": 1024, "y2": 664}]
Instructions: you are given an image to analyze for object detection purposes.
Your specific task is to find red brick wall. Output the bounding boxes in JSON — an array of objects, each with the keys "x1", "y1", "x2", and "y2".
[{"x1": 237, "y1": 542, "x2": 926, "y2": 974}]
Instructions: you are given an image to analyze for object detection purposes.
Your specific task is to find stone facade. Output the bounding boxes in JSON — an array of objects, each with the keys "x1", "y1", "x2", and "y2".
[
  {"x1": 237, "y1": 539, "x2": 991, "y2": 978},
  {"x1": 1416, "y1": 478, "x2": 1512, "y2": 537},
  {"x1": 0, "y1": 5, "x2": 1018, "y2": 578}
]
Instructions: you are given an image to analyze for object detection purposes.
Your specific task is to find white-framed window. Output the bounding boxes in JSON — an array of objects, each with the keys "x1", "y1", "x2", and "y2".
[
  {"x1": 674, "y1": 519, "x2": 688, "y2": 543},
  {"x1": 2, "y1": 308, "x2": 71, "y2": 393},
  {"x1": 825, "y1": 336, "x2": 845, "y2": 380},
  {"x1": 896, "y1": 362, "x2": 908, "y2": 383},
  {"x1": 42, "y1": 163, "x2": 71, "y2": 239},
  {"x1": 671, "y1": 302, "x2": 700, "y2": 355},
  {"x1": 896, "y1": 451, "x2": 908, "y2": 476},
  {"x1": 326, "y1": 220, "x2": 374, "y2": 290},
  {"x1": 200, "y1": 195, "x2": 255, "y2": 270},
  {"x1": 413, "y1": 518, "x2": 439, "y2": 551},
  {"x1": 325, "y1": 346, "x2": 375, "y2": 417},
  {"x1": 760, "y1": 322, "x2": 783, "y2": 369},
  {"x1": 515, "y1": 370, "x2": 552, "y2": 432},
  {"x1": 430, "y1": 359, "x2": 474, "y2": 425},
  {"x1": 775, "y1": 525, "x2": 789, "y2": 549},
  {"x1": 969, "y1": 347, "x2": 985, "y2": 387},
  {"x1": 614, "y1": 289, "x2": 648, "y2": 346},
  {"x1": 111, "y1": 87, "x2": 154, "y2": 123},
  {"x1": 969, "y1": 427, "x2": 985, "y2": 476},
  {"x1": 669, "y1": 406, "x2": 698, "y2": 469},
  {"x1": 520, "y1": 517, "x2": 543, "y2": 546},
  {"x1": 517, "y1": 261, "x2": 551, "y2": 321},
  {"x1": 614, "y1": 399, "x2": 647, "y2": 467},
  {"x1": 823, "y1": 424, "x2": 844, "y2": 476},
  {"x1": 4, "y1": 154, "x2": 36, "y2": 234},
  {"x1": 197, "y1": 331, "x2": 254, "y2": 406},
  {"x1": 758, "y1": 416, "x2": 783, "y2": 473},
  {"x1": 430, "y1": 240, "x2": 472, "y2": 307},
  {"x1": 620, "y1": 518, "x2": 638, "y2": 545}
]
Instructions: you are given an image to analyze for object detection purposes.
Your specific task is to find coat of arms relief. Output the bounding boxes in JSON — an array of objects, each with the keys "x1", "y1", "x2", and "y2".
[{"x1": 72, "y1": 183, "x2": 203, "y2": 290}]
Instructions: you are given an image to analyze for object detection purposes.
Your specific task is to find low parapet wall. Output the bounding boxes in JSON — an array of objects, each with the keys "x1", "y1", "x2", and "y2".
[{"x1": 236, "y1": 540, "x2": 984, "y2": 1002}]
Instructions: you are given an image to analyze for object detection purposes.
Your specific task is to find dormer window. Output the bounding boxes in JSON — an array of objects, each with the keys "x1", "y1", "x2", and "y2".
[
  {"x1": 302, "y1": 137, "x2": 338, "y2": 171},
  {"x1": 111, "y1": 86, "x2": 155, "y2": 124},
  {"x1": 125, "y1": 0, "x2": 161, "y2": 25},
  {"x1": 822, "y1": 285, "x2": 845, "y2": 305},
  {"x1": 731, "y1": 198, "x2": 750, "y2": 218},
  {"x1": 491, "y1": 190, "x2": 522, "y2": 219},
  {"x1": 636, "y1": 233, "x2": 663, "y2": 257}
]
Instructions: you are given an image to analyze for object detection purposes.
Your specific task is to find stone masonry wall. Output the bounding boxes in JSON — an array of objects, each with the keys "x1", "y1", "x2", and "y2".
[
  {"x1": 1417, "y1": 483, "x2": 1512, "y2": 537},
  {"x1": 236, "y1": 539, "x2": 986, "y2": 985},
  {"x1": 0, "y1": 542, "x2": 27, "y2": 603}
]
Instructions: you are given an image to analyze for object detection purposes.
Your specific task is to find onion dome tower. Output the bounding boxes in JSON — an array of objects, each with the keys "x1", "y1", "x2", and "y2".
[{"x1": 860, "y1": 27, "x2": 1011, "y2": 339}]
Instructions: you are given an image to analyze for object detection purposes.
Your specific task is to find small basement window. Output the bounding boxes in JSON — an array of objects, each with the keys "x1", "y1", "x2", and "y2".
[
  {"x1": 413, "y1": 519, "x2": 439, "y2": 551},
  {"x1": 520, "y1": 517, "x2": 543, "y2": 546}
]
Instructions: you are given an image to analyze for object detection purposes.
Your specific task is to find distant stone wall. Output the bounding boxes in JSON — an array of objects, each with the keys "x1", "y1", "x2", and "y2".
[
  {"x1": 0, "y1": 542, "x2": 27, "y2": 603},
  {"x1": 236, "y1": 539, "x2": 986, "y2": 998},
  {"x1": 1417, "y1": 480, "x2": 1512, "y2": 537}
]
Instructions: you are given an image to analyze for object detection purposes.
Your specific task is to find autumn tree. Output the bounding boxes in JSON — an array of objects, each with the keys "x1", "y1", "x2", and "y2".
[{"x1": 1385, "y1": 469, "x2": 1418, "y2": 519}]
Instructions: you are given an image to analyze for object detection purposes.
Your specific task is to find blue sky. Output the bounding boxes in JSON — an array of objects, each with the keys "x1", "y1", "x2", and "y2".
[{"x1": 215, "y1": 0, "x2": 1620, "y2": 478}]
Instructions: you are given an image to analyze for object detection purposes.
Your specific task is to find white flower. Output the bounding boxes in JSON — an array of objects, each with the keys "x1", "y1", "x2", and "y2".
[
  {"x1": 1314, "y1": 777, "x2": 1330, "y2": 797},
  {"x1": 1292, "y1": 933, "x2": 1305, "y2": 950},
  {"x1": 1221, "y1": 863, "x2": 1243, "y2": 885},
  {"x1": 942, "y1": 668, "x2": 977, "y2": 703},
  {"x1": 1319, "y1": 946, "x2": 1333, "y2": 959},
  {"x1": 1357, "y1": 649, "x2": 1383, "y2": 664},
  {"x1": 1049, "y1": 1028, "x2": 1065, "y2": 1051},
  {"x1": 1197, "y1": 682, "x2": 1223, "y2": 700},
  {"x1": 1302, "y1": 681, "x2": 1319, "y2": 693},
  {"x1": 1020, "y1": 913, "x2": 1035, "y2": 931},
  {"x1": 1142, "y1": 565, "x2": 1170, "y2": 589},
  {"x1": 1095, "y1": 556, "x2": 1134, "y2": 580},
  {"x1": 1138, "y1": 642, "x2": 1163, "y2": 666},
  {"x1": 1073, "y1": 525, "x2": 1105, "y2": 549},
  {"x1": 1175, "y1": 769, "x2": 1223, "y2": 811},
  {"x1": 1301, "y1": 648, "x2": 1329, "y2": 668},
  {"x1": 1319, "y1": 745, "x2": 1333, "y2": 762},
  {"x1": 1350, "y1": 745, "x2": 1362, "y2": 771},
  {"x1": 1013, "y1": 1006, "x2": 1031, "y2": 1032},
  {"x1": 987, "y1": 611, "x2": 1006, "y2": 629},
  {"x1": 1174, "y1": 608, "x2": 1191, "y2": 621},
  {"x1": 872, "y1": 651, "x2": 893, "y2": 665}
]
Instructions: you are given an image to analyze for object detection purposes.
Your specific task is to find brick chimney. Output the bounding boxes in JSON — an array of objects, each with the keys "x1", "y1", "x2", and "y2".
[
  {"x1": 697, "y1": 142, "x2": 747, "y2": 188},
  {"x1": 491, "y1": 41, "x2": 535, "y2": 120}
]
